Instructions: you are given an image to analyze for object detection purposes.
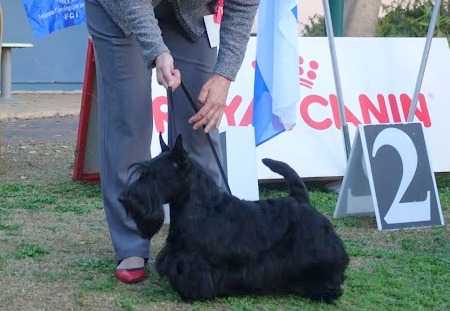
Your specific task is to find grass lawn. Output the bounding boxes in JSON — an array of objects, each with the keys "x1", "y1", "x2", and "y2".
[{"x1": 0, "y1": 174, "x2": 449, "y2": 310}]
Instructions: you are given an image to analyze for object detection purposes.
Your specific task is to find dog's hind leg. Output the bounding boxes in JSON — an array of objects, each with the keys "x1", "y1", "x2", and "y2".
[{"x1": 166, "y1": 253, "x2": 217, "y2": 301}]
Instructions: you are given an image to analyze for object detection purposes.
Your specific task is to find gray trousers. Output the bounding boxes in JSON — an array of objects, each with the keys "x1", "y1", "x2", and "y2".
[{"x1": 85, "y1": 0, "x2": 224, "y2": 261}]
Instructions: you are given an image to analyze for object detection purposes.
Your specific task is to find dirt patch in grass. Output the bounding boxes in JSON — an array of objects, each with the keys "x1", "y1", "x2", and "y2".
[
  {"x1": 1, "y1": 116, "x2": 78, "y2": 183},
  {"x1": 0, "y1": 142, "x2": 76, "y2": 184},
  {"x1": 1, "y1": 276, "x2": 76, "y2": 311}
]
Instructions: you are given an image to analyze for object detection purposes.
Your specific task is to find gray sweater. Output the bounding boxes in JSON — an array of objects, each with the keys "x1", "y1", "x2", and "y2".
[{"x1": 96, "y1": 0, "x2": 259, "y2": 80}]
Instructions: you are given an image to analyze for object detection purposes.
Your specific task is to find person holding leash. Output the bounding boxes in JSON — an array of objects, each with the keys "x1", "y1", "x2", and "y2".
[{"x1": 85, "y1": 0, "x2": 259, "y2": 283}]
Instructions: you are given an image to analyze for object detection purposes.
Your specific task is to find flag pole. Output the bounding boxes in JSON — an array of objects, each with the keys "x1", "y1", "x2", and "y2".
[
  {"x1": 0, "y1": 4, "x2": 3, "y2": 71},
  {"x1": 322, "y1": 0, "x2": 351, "y2": 159},
  {"x1": 408, "y1": 0, "x2": 442, "y2": 122},
  {"x1": 0, "y1": 3, "x2": 4, "y2": 174}
]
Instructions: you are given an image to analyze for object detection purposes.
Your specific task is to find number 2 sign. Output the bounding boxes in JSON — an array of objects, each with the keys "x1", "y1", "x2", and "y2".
[{"x1": 334, "y1": 123, "x2": 445, "y2": 230}]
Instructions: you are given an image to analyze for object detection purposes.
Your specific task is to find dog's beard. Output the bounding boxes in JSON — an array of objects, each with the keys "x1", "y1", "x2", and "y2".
[{"x1": 121, "y1": 179, "x2": 165, "y2": 239}]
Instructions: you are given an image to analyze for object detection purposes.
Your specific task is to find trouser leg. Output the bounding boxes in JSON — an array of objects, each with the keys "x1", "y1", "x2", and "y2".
[{"x1": 86, "y1": 0, "x2": 152, "y2": 261}]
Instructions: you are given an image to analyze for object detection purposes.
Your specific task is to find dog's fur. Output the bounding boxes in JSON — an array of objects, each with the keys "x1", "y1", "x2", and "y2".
[{"x1": 119, "y1": 135, "x2": 349, "y2": 302}]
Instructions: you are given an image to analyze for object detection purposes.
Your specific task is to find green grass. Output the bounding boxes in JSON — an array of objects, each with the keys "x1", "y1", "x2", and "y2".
[
  {"x1": 74, "y1": 258, "x2": 116, "y2": 274},
  {"x1": 0, "y1": 176, "x2": 449, "y2": 310},
  {"x1": 116, "y1": 296, "x2": 139, "y2": 311},
  {"x1": 0, "y1": 181, "x2": 102, "y2": 215},
  {"x1": 14, "y1": 243, "x2": 49, "y2": 259},
  {"x1": 0, "y1": 223, "x2": 21, "y2": 233},
  {"x1": 74, "y1": 258, "x2": 120, "y2": 292}
]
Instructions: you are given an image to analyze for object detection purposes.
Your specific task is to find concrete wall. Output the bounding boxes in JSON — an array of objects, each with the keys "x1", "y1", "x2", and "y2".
[{"x1": 1, "y1": 0, "x2": 88, "y2": 91}]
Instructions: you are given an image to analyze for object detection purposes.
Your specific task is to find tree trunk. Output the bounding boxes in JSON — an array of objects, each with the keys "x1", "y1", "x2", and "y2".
[{"x1": 344, "y1": 0, "x2": 382, "y2": 36}]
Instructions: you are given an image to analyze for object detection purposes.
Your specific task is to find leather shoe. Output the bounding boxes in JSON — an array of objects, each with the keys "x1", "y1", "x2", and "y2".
[{"x1": 115, "y1": 268, "x2": 146, "y2": 284}]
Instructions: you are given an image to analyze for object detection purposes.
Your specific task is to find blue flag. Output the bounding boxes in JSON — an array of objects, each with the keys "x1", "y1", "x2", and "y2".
[
  {"x1": 22, "y1": 0, "x2": 86, "y2": 37},
  {"x1": 253, "y1": 0, "x2": 300, "y2": 145}
]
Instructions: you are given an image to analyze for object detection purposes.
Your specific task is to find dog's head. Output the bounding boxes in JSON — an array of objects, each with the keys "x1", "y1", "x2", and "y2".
[{"x1": 119, "y1": 134, "x2": 191, "y2": 239}]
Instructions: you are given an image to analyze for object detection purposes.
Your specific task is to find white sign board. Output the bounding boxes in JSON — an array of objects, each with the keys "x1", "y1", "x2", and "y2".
[{"x1": 147, "y1": 38, "x2": 450, "y2": 179}]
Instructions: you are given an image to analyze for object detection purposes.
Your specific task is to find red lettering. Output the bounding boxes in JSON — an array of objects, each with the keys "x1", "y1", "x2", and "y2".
[
  {"x1": 300, "y1": 95, "x2": 332, "y2": 130},
  {"x1": 152, "y1": 92, "x2": 432, "y2": 132},
  {"x1": 152, "y1": 96, "x2": 168, "y2": 133},
  {"x1": 223, "y1": 96, "x2": 242, "y2": 126},
  {"x1": 388, "y1": 94, "x2": 402, "y2": 123},
  {"x1": 400, "y1": 93, "x2": 431, "y2": 127},
  {"x1": 359, "y1": 94, "x2": 389, "y2": 124},
  {"x1": 239, "y1": 101, "x2": 253, "y2": 126},
  {"x1": 329, "y1": 95, "x2": 361, "y2": 128}
]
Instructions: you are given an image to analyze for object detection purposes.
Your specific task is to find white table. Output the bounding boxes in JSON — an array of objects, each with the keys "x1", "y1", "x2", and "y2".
[{"x1": 1, "y1": 42, "x2": 33, "y2": 99}]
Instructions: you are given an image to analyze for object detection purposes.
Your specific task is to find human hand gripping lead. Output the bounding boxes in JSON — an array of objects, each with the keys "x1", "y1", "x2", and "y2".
[
  {"x1": 189, "y1": 74, "x2": 231, "y2": 133},
  {"x1": 155, "y1": 52, "x2": 181, "y2": 90}
]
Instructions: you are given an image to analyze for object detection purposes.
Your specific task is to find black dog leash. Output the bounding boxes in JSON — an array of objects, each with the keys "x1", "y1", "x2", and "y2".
[{"x1": 167, "y1": 82, "x2": 232, "y2": 195}]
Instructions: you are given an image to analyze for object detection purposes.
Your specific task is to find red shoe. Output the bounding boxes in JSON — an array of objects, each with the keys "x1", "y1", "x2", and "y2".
[{"x1": 115, "y1": 268, "x2": 146, "y2": 284}]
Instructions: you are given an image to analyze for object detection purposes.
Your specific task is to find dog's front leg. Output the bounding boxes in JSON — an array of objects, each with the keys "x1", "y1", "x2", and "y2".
[{"x1": 166, "y1": 252, "x2": 217, "y2": 301}]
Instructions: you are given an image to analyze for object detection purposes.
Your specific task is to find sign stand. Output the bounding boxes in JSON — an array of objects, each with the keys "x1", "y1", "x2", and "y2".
[
  {"x1": 335, "y1": 123, "x2": 445, "y2": 230},
  {"x1": 408, "y1": 0, "x2": 442, "y2": 121},
  {"x1": 331, "y1": 0, "x2": 446, "y2": 230},
  {"x1": 73, "y1": 39, "x2": 100, "y2": 182}
]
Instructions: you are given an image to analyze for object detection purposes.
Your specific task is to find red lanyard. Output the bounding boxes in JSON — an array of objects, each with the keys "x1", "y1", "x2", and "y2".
[{"x1": 214, "y1": 0, "x2": 224, "y2": 24}]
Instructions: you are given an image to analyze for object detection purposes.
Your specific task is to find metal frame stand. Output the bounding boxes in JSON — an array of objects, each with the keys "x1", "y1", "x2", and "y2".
[
  {"x1": 408, "y1": 0, "x2": 442, "y2": 121},
  {"x1": 322, "y1": 0, "x2": 351, "y2": 159},
  {"x1": 322, "y1": 0, "x2": 443, "y2": 159},
  {"x1": 0, "y1": 4, "x2": 3, "y2": 83}
]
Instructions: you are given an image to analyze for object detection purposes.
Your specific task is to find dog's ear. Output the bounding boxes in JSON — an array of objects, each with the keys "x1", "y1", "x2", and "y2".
[
  {"x1": 159, "y1": 133, "x2": 170, "y2": 152},
  {"x1": 173, "y1": 135, "x2": 184, "y2": 154},
  {"x1": 172, "y1": 135, "x2": 187, "y2": 164}
]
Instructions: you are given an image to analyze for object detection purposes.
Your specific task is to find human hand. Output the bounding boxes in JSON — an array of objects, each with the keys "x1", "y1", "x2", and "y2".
[
  {"x1": 188, "y1": 74, "x2": 231, "y2": 133},
  {"x1": 155, "y1": 52, "x2": 181, "y2": 89}
]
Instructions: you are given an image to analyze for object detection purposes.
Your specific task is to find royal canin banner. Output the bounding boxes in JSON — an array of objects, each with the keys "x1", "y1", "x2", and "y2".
[{"x1": 149, "y1": 37, "x2": 450, "y2": 180}]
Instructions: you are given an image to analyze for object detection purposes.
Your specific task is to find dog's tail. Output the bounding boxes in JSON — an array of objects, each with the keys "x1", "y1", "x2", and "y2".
[{"x1": 262, "y1": 158, "x2": 310, "y2": 204}]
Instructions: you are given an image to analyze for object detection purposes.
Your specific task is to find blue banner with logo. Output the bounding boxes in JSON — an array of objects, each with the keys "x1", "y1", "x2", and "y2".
[{"x1": 22, "y1": 0, "x2": 86, "y2": 37}]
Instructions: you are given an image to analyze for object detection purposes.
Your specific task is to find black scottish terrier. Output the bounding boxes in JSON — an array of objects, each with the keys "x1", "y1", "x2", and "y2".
[{"x1": 119, "y1": 135, "x2": 349, "y2": 302}]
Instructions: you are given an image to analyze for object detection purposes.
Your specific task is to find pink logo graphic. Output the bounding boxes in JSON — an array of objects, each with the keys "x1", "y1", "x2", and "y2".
[
  {"x1": 251, "y1": 57, "x2": 320, "y2": 90},
  {"x1": 299, "y1": 56, "x2": 319, "y2": 89}
]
